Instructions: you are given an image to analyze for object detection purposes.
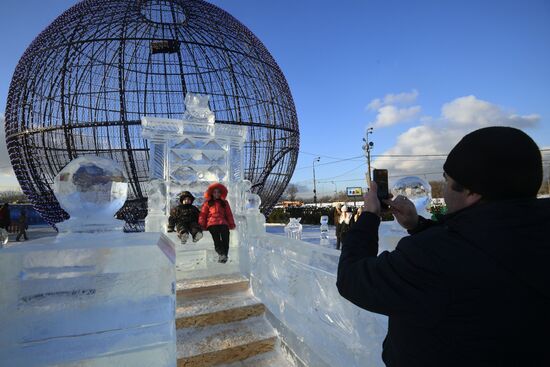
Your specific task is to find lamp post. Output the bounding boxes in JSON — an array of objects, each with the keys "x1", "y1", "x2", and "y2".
[
  {"x1": 362, "y1": 127, "x2": 374, "y2": 186},
  {"x1": 331, "y1": 180, "x2": 337, "y2": 196},
  {"x1": 313, "y1": 157, "x2": 320, "y2": 206}
]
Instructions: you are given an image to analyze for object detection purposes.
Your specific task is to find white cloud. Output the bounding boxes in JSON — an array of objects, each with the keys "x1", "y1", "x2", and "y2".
[
  {"x1": 366, "y1": 89, "x2": 421, "y2": 129},
  {"x1": 371, "y1": 105, "x2": 422, "y2": 128},
  {"x1": 373, "y1": 95, "x2": 541, "y2": 182},
  {"x1": 441, "y1": 95, "x2": 539, "y2": 128},
  {"x1": 367, "y1": 89, "x2": 419, "y2": 111}
]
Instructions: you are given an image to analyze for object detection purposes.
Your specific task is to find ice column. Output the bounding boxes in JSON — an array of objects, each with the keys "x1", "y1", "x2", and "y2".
[{"x1": 320, "y1": 215, "x2": 330, "y2": 246}]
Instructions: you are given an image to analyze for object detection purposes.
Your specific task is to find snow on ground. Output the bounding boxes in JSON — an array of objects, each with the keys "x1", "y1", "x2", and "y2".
[
  {"x1": 266, "y1": 223, "x2": 338, "y2": 249},
  {"x1": 266, "y1": 222, "x2": 406, "y2": 253}
]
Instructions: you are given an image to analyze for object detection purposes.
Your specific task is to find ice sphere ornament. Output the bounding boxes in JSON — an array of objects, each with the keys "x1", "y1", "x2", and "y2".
[
  {"x1": 246, "y1": 193, "x2": 262, "y2": 214},
  {"x1": 285, "y1": 218, "x2": 303, "y2": 240},
  {"x1": 392, "y1": 176, "x2": 432, "y2": 217},
  {"x1": 54, "y1": 156, "x2": 128, "y2": 232}
]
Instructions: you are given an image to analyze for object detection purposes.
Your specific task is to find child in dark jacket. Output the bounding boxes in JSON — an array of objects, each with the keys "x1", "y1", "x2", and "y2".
[
  {"x1": 199, "y1": 183, "x2": 235, "y2": 263},
  {"x1": 168, "y1": 191, "x2": 203, "y2": 244}
]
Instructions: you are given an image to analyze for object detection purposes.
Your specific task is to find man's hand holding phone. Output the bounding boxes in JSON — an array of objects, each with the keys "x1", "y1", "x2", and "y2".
[
  {"x1": 386, "y1": 195, "x2": 419, "y2": 230},
  {"x1": 364, "y1": 181, "x2": 381, "y2": 216}
]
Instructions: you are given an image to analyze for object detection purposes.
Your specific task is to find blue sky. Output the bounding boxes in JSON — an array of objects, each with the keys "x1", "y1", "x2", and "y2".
[{"x1": 0, "y1": 0, "x2": 549, "y2": 195}]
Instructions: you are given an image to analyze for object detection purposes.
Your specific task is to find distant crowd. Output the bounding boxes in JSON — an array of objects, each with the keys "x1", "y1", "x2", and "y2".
[{"x1": 0, "y1": 203, "x2": 29, "y2": 242}]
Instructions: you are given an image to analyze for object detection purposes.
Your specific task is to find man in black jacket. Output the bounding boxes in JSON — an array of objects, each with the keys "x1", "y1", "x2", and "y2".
[{"x1": 337, "y1": 127, "x2": 550, "y2": 366}]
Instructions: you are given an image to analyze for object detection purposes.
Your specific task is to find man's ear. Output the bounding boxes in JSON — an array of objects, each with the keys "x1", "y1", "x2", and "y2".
[{"x1": 465, "y1": 191, "x2": 483, "y2": 206}]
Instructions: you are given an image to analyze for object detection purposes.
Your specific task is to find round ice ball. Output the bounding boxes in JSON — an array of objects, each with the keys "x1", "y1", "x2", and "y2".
[
  {"x1": 246, "y1": 193, "x2": 262, "y2": 213},
  {"x1": 392, "y1": 176, "x2": 432, "y2": 213},
  {"x1": 54, "y1": 156, "x2": 128, "y2": 221}
]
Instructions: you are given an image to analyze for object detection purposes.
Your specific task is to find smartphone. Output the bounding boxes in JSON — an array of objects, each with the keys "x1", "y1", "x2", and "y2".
[{"x1": 373, "y1": 169, "x2": 393, "y2": 221}]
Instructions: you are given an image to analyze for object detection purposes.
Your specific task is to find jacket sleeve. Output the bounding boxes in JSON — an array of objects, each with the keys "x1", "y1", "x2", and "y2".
[
  {"x1": 199, "y1": 203, "x2": 209, "y2": 230},
  {"x1": 167, "y1": 208, "x2": 176, "y2": 231},
  {"x1": 224, "y1": 201, "x2": 236, "y2": 229},
  {"x1": 337, "y1": 212, "x2": 448, "y2": 322},
  {"x1": 407, "y1": 215, "x2": 436, "y2": 235},
  {"x1": 192, "y1": 206, "x2": 200, "y2": 223}
]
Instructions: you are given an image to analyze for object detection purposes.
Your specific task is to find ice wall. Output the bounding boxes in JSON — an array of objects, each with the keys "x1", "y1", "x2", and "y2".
[
  {"x1": 0, "y1": 232, "x2": 176, "y2": 366},
  {"x1": 246, "y1": 214, "x2": 404, "y2": 367}
]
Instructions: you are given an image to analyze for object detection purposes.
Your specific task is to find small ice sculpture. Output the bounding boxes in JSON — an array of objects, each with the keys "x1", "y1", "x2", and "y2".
[
  {"x1": 0, "y1": 228, "x2": 8, "y2": 246},
  {"x1": 182, "y1": 93, "x2": 215, "y2": 123},
  {"x1": 54, "y1": 156, "x2": 128, "y2": 232},
  {"x1": 320, "y1": 215, "x2": 330, "y2": 246},
  {"x1": 285, "y1": 217, "x2": 303, "y2": 240},
  {"x1": 392, "y1": 176, "x2": 432, "y2": 218},
  {"x1": 246, "y1": 193, "x2": 262, "y2": 214}
]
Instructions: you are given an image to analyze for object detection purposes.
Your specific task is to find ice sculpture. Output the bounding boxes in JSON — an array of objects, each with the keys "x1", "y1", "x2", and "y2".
[
  {"x1": 392, "y1": 176, "x2": 432, "y2": 218},
  {"x1": 320, "y1": 215, "x2": 330, "y2": 246},
  {"x1": 0, "y1": 156, "x2": 176, "y2": 366},
  {"x1": 244, "y1": 192, "x2": 265, "y2": 236},
  {"x1": 141, "y1": 92, "x2": 248, "y2": 233},
  {"x1": 54, "y1": 156, "x2": 128, "y2": 232},
  {"x1": 249, "y1": 232, "x2": 387, "y2": 367},
  {"x1": 0, "y1": 228, "x2": 8, "y2": 246},
  {"x1": 285, "y1": 218, "x2": 303, "y2": 240}
]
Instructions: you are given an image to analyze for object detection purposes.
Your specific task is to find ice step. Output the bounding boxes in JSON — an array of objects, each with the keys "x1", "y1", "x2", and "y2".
[
  {"x1": 176, "y1": 274, "x2": 249, "y2": 298},
  {"x1": 177, "y1": 291, "x2": 265, "y2": 328},
  {"x1": 177, "y1": 316, "x2": 277, "y2": 367},
  {"x1": 217, "y1": 348, "x2": 298, "y2": 367}
]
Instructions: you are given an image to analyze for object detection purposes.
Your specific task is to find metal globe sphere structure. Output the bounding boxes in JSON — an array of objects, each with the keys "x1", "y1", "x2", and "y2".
[{"x1": 4, "y1": 0, "x2": 299, "y2": 225}]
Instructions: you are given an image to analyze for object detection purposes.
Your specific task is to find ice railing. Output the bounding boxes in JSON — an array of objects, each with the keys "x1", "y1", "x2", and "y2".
[{"x1": 243, "y1": 219, "x2": 396, "y2": 367}]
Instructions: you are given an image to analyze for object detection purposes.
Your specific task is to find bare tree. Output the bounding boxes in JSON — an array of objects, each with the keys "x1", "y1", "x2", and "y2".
[
  {"x1": 0, "y1": 190, "x2": 29, "y2": 204},
  {"x1": 429, "y1": 181, "x2": 445, "y2": 198},
  {"x1": 285, "y1": 184, "x2": 299, "y2": 201}
]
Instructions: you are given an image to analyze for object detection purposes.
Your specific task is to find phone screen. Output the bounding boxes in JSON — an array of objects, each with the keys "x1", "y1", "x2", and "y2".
[
  {"x1": 373, "y1": 169, "x2": 393, "y2": 220},
  {"x1": 373, "y1": 169, "x2": 389, "y2": 200}
]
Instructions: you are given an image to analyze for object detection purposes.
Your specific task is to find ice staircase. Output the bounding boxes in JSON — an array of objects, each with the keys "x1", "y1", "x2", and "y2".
[{"x1": 175, "y1": 274, "x2": 296, "y2": 367}]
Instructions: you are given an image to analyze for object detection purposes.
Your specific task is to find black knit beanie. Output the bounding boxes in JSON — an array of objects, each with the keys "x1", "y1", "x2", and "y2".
[{"x1": 443, "y1": 127, "x2": 542, "y2": 200}]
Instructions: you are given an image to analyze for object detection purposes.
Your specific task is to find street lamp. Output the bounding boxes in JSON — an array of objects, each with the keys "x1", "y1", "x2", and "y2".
[
  {"x1": 313, "y1": 157, "x2": 320, "y2": 206},
  {"x1": 330, "y1": 181, "x2": 337, "y2": 196},
  {"x1": 362, "y1": 127, "x2": 374, "y2": 186}
]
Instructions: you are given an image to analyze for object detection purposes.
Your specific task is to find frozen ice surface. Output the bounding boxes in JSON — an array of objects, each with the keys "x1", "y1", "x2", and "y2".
[
  {"x1": 267, "y1": 223, "x2": 403, "y2": 253},
  {"x1": 249, "y1": 232, "x2": 388, "y2": 367},
  {"x1": 255, "y1": 222, "x2": 410, "y2": 367},
  {"x1": 0, "y1": 232, "x2": 176, "y2": 367},
  {"x1": 54, "y1": 156, "x2": 128, "y2": 232}
]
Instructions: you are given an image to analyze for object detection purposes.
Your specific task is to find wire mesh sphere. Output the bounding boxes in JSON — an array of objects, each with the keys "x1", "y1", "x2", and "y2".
[{"x1": 4, "y1": 0, "x2": 299, "y2": 225}]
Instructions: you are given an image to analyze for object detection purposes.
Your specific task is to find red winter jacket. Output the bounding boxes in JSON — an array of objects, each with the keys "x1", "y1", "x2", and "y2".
[{"x1": 199, "y1": 183, "x2": 236, "y2": 230}]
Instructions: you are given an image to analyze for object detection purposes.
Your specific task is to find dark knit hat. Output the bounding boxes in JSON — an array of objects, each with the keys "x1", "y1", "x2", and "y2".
[
  {"x1": 443, "y1": 127, "x2": 542, "y2": 200},
  {"x1": 179, "y1": 191, "x2": 195, "y2": 203}
]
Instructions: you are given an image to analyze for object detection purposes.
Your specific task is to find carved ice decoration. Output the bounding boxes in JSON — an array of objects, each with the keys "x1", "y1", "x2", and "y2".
[
  {"x1": 141, "y1": 93, "x2": 248, "y2": 232},
  {"x1": 53, "y1": 156, "x2": 128, "y2": 233},
  {"x1": 285, "y1": 217, "x2": 303, "y2": 240},
  {"x1": 320, "y1": 215, "x2": 330, "y2": 246}
]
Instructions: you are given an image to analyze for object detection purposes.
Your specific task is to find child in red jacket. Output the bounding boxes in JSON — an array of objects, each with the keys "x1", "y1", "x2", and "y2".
[{"x1": 199, "y1": 183, "x2": 236, "y2": 263}]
